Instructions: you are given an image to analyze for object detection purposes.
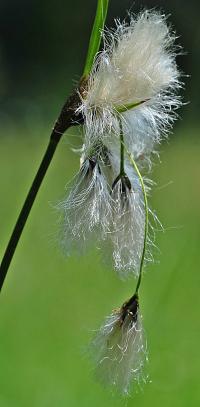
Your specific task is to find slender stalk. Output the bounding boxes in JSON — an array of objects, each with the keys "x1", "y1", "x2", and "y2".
[
  {"x1": 123, "y1": 145, "x2": 149, "y2": 294},
  {"x1": 119, "y1": 120, "x2": 125, "y2": 175},
  {"x1": 0, "y1": 80, "x2": 84, "y2": 291},
  {"x1": 0, "y1": 131, "x2": 62, "y2": 291}
]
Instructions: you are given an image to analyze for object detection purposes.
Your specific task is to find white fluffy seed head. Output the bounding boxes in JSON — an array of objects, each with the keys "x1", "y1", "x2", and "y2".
[
  {"x1": 109, "y1": 167, "x2": 145, "y2": 278},
  {"x1": 77, "y1": 9, "x2": 182, "y2": 165},
  {"x1": 89, "y1": 295, "x2": 148, "y2": 395},
  {"x1": 58, "y1": 158, "x2": 112, "y2": 254},
  {"x1": 58, "y1": 146, "x2": 152, "y2": 278},
  {"x1": 96, "y1": 149, "x2": 152, "y2": 278}
]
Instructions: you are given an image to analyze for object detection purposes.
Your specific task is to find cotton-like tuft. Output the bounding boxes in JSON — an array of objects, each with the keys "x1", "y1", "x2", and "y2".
[
  {"x1": 58, "y1": 158, "x2": 112, "y2": 253},
  {"x1": 89, "y1": 294, "x2": 148, "y2": 395},
  {"x1": 78, "y1": 10, "x2": 182, "y2": 166},
  {"x1": 108, "y1": 164, "x2": 145, "y2": 278}
]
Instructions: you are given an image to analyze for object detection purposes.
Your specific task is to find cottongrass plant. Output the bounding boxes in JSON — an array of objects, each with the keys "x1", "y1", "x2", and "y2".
[
  {"x1": 0, "y1": 1, "x2": 183, "y2": 397},
  {"x1": 75, "y1": 9, "x2": 181, "y2": 395}
]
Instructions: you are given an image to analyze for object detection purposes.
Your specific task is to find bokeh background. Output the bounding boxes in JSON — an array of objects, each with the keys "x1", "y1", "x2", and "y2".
[{"x1": 0, "y1": 0, "x2": 199, "y2": 406}]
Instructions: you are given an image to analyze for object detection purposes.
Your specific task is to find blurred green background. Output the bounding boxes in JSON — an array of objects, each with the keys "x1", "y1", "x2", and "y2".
[{"x1": 0, "y1": 0, "x2": 199, "y2": 406}]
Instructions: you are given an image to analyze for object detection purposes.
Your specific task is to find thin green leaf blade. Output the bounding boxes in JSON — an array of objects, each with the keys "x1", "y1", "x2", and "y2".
[{"x1": 83, "y1": 0, "x2": 109, "y2": 77}]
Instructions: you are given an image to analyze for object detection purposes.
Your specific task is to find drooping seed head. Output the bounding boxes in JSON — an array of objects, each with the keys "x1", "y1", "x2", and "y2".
[{"x1": 90, "y1": 294, "x2": 148, "y2": 395}]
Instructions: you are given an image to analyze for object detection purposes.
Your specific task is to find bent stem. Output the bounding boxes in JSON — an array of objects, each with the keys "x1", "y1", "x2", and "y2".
[
  {"x1": 119, "y1": 120, "x2": 125, "y2": 175},
  {"x1": 129, "y1": 154, "x2": 148, "y2": 294},
  {"x1": 122, "y1": 137, "x2": 149, "y2": 294}
]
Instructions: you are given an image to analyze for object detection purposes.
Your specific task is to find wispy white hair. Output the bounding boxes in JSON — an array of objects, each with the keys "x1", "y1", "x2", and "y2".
[
  {"x1": 58, "y1": 144, "x2": 153, "y2": 277},
  {"x1": 78, "y1": 9, "x2": 182, "y2": 166},
  {"x1": 58, "y1": 9, "x2": 182, "y2": 276},
  {"x1": 108, "y1": 161, "x2": 145, "y2": 277},
  {"x1": 89, "y1": 295, "x2": 147, "y2": 395},
  {"x1": 58, "y1": 158, "x2": 112, "y2": 253}
]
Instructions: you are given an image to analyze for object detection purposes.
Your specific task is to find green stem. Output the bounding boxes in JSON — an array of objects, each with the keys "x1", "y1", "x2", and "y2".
[
  {"x1": 0, "y1": 80, "x2": 85, "y2": 292},
  {"x1": 0, "y1": 131, "x2": 65, "y2": 291},
  {"x1": 83, "y1": 0, "x2": 109, "y2": 77},
  {"x1": 121, "y1": 139, "x2": 149, "y2": 294},
  {"x1": 129, "y1": 153, "x2": 148, "y2": 293},
  {"x1": 119, "y1": 120, "x2": 125, "y2": 175}
]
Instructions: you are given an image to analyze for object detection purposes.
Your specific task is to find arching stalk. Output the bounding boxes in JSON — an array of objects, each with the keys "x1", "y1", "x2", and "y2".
[{"x1": 119, "y1": 122, "x2": 149, "y2": 294}]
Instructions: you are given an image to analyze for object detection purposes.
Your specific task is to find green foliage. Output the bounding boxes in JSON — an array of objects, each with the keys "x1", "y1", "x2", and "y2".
[{"x1": 83, "y1": 0, "x2": 109, "y2": 77}]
